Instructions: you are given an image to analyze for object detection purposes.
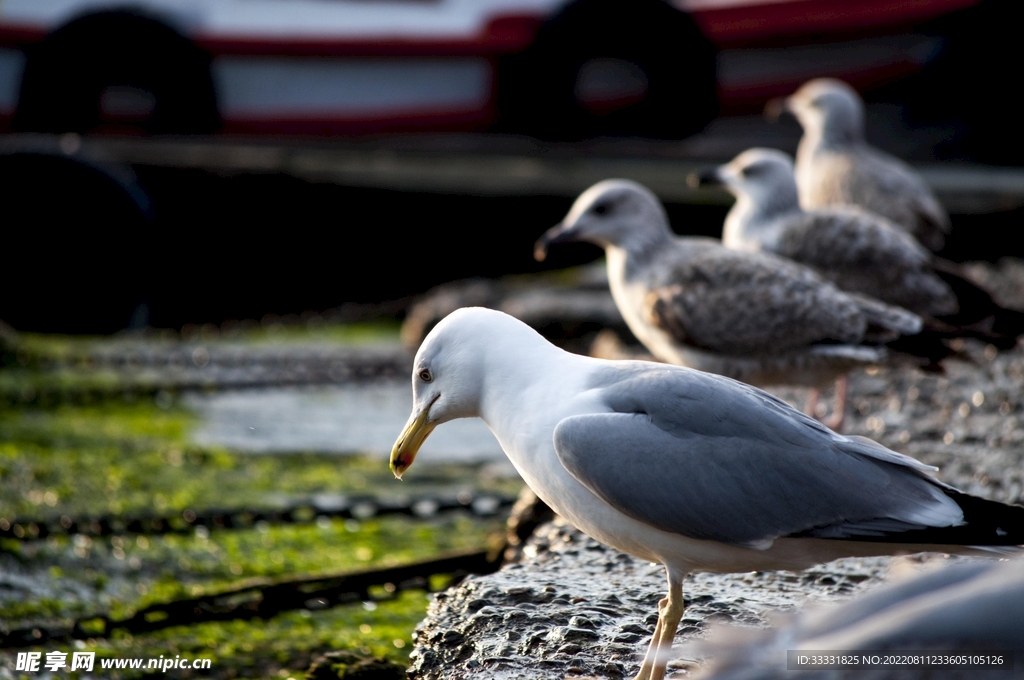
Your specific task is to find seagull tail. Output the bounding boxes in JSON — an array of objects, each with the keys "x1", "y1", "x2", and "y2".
[
  {"x1": 849, "y1": 293, "x2": 922, "y2": 336},
  {"x1": 809, "y1": 492, "x2": 1024, "y2": 547},
  {"x1": 931, "y1": 260, "x2": 1024, "y2": 348},
  {"x1": 883, "y1": 492, "x2": 1024, "y2": 547},
  {"x1": 990, "y1": 307, "x2": 1024, "y2": 343},
  {"x1": 851, "y1": 294, "x2": 955, "y2": 369},
  {"x1": 937, "y1": 491, "x2": 1024, "y2": 547},
  {"x1": 881, "y1": 328, "x2": 964, "y2": 371}
]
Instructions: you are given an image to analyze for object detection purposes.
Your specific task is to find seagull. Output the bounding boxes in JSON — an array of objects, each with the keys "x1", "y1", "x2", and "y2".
[
  {"x1": 709, "y1": 148, "x2": 956, "y2": 318},
  {"x1": 693, "y1": 559, "x2": 1024, "y2": 679},
  {"x1": 703, "y1": 148, "x2": 1024, "y2": 348},
  {"x1": 390, "y1": 307, "x2": 1024, "y2": 680},
  {"x1": 777, "y1": 78, "x2": 950, "y2": 252},
  {"x1": 533, "y1": 179, "x2": 950, "y2": 429}
]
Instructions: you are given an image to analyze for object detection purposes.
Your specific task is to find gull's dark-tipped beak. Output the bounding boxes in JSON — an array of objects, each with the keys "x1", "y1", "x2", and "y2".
[
  {"x1": 764, "y1": 96, "x2": 789, "y2": 122},
  {"x1": 687, "y1": 168, "x2": 722, "y2": 188},
  {"x1": 533, "y1": 221, "x2": 575, "y2": 262}
]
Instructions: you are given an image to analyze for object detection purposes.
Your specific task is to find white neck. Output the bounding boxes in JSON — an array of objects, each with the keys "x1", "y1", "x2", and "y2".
[
  {"x1": 475, "y1": 342, "x2": 598, "y2": 485},
  {"x1": 797, "y1": 112, "x2": 864, "y2": 160},
  {"x1": 475, "y1": 335, "x2": 592, "y2": 462},
  {"x1": 796, "y1": 126, "x2": 828, "y2": 173},
  {"x1": 723, "y1": 192, "x2": 801, "y2": 252}
]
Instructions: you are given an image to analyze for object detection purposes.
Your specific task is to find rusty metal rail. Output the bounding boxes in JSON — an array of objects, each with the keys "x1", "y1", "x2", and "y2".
[
  {"x1": 0, "y1": 548, "x2": 501, "y2": 649},
  {"x1": 0, "y1": 492, "x2": 515, "y2": 542}
]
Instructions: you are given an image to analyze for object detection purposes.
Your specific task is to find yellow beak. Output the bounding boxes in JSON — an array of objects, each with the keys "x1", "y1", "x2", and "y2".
[{"x1": 390, "y1": 401, "x2": 437, "y2": 479}]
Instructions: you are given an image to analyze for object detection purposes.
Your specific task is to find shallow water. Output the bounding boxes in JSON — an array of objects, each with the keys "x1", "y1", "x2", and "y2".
[{"x1": 186, "y1": 382, "x2": 506, "y2": 463}]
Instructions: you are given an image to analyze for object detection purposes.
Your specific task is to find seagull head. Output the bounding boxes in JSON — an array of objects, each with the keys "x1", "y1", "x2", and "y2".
[
  {"x1": 389, "y1": 308, "x2": 550, "y2": 479},
  {"x1": 534, "y1": 179, "x2": 671, "y2": 260},
  {"x1": 390, "y1": 309, "x2": 487, "y2": 478},
  {"x1": 705, "y1": 148, "x2": 800, "y2": 211},
  {"x1": 780, "y1": 78, "x2": 865, "y2": 146}
]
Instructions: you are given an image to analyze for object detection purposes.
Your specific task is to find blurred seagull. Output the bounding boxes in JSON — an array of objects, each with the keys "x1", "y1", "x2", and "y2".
[
  {"x1": 692, "y1": 559, "x2": 1024, "y2": 679},
  {"x1": 774, "y1": 78, "x2": 950, "y2": 252},
  {"x1": 701, "y1": 148, "x2": 1024, "y2": 348},
  {"x1": 390, "y1": 307, "x2": 1024, "y2": 680},
  {"x1": 535, "y1": 179, "x2": 952, "y2": 428}
]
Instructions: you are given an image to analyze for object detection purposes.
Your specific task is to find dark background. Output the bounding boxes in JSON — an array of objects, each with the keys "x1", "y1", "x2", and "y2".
[
  {"x1": 2, "y1": 0, "x2": 1022, "y2": 333},
  {"x1": 5, "y1": 154, "x2": 1020, "y2": 334}
]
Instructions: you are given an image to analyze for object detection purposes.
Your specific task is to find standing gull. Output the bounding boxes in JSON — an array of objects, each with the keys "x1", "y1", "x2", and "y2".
[
  {"x1": 390, "y1": 307, "x2": 1024, "y2": 680},
  {"x1": 534, "y1": 179, "x2": 948, "y2": 428},
  {"x1": 705, "y1": 148, "x2": 1024, "y2": 346},
  {"x1": 778, "y1": 78, "x2": 950, "y2": 252}
]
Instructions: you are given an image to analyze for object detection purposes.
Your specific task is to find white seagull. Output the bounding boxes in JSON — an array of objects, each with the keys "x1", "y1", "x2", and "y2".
[
  {"x1": 779, "y1": 78, "x2": 950, "y2": 252},
  {"x1": 390, "y1": 307, "x2": 1024, "y2": 680}
]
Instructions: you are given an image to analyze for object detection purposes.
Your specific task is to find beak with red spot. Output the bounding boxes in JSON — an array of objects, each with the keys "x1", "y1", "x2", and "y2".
[{"x1": 390, "y1": 394, "x2": 439, "y2": 479}]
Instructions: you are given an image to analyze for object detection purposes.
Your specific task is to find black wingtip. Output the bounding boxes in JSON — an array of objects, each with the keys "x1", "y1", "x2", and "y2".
[
  {"x1": 941, "y1": 491, "x2": 1024, "y2": 546},
  {"x1": 931, "y1": 261, "x2": 1024, "y2": 346},
  {"x1": 991, "y1": 307, "x2": 1024, "y2": 342},
  {"x1": 832, "y1": 492, "x2": 1024, "y2": 547},
  {"x1": 883, "y1": 329, "x2": 962, "y2": 367}
]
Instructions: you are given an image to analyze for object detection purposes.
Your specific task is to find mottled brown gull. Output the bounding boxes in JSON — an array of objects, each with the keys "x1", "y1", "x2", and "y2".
[
  {"x1": 705, "y1": 148, "x2": 1024, "y2": 349},
  {"x1": 389, "y1": 307, "x2": 1024, "y2": 680},
  {"x1": 534, "y1": 179, "x2": 950, "y2": 428},
  {"x1": 780, "y1": 78, "x2": 950, "y2": 252}
]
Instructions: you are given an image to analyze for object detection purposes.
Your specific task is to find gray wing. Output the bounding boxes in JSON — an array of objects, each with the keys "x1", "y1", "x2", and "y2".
[
  {"x1": 553, "y1": 365, "x2": 960, "y2": 547},
  {"x1": 774, "y1": 209, "x2": 958, "y2": 317},
  {"x1": 641, "y1": 246, "x2": 868, "y2": 354},
  {"x1": 849, "y1": 148, "x2": 950, "y2": 252},
  {"x1": 800, "y1": 149, "x2": 949, "y2": 252}
]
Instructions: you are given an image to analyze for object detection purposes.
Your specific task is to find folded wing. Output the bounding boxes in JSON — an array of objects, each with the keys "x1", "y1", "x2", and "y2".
[
  {"x1": 554, "y1": 365, "x2": 964, "y2": 547},
  {"x1": 641, "y1": 248, "x2": 871, "y2": 355}
]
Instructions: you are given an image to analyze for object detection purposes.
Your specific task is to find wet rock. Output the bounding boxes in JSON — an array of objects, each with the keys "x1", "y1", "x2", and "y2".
[
  {"x1": 569, "y1": 615, "x2": 598, "y2": 629},
  {"x1": 503, "y1": 488, "x2": 556, "y2": 564},
  {"x1": 551, "y1": 625, "x2": 601, "y2": 643},
  {"x1": 619, "y1": 623, "x2": 650, "y2": 636},
  {"x1": 408, "y1": 518, "x2": 938, "y2": 680}
]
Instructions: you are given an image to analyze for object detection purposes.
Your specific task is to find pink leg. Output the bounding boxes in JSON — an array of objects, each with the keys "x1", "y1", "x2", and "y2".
[
  {"x1": 824, "y1": 375, "x2": 849, "y2": 431},
  {"x1": 805, "y1": 388, "x2": 820, "y2": 419}
]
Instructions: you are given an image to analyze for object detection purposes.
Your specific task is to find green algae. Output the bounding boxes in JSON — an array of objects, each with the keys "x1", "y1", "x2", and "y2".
[{"x1": 0, "y1": 324, "x2": 521, "y2": 678}]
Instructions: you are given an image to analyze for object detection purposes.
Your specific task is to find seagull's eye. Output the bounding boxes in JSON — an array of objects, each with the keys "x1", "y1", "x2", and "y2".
[
  {"x1": 593, "y1": 202, "x2": 612, "y2": 215},
  {"x1": 741, "y1": 165, "x2": 761, "y2": 178},
  {"x1": 418, "y1": 369, "x2": 433, "y2": 383}
]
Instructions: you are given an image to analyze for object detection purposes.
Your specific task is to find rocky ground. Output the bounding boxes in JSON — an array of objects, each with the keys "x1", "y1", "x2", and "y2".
[
  {"x1": 410, "y1": 519, "x2": 958, "y2": 680},
  {"x1": 407, "y1": 259, "x2": 1024, "y2": 679}
]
